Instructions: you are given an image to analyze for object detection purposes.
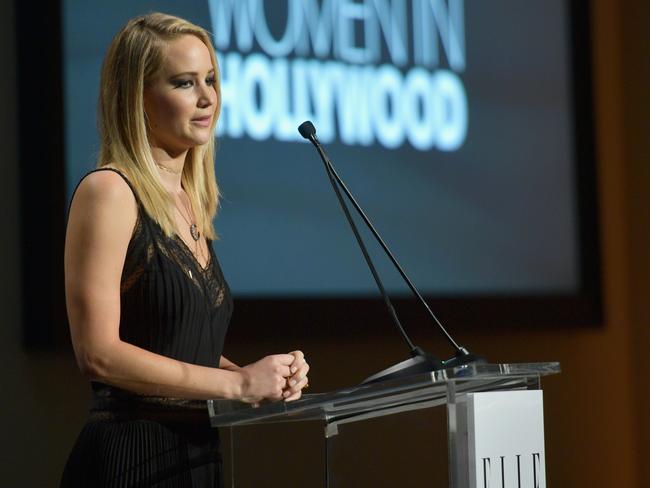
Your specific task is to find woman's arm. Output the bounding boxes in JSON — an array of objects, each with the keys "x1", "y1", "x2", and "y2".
[
  {"x1": 65, "y1": 171, "x2": 292, "y2": 401},
  {"x1": 219, "y1": 356, "x2": 241, "y2": 372}
]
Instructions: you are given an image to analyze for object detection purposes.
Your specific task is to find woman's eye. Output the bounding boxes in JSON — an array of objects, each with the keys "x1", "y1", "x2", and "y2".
[
  {"x1": 206, "y1": 77, "x2": 216, "y2": 86},
  {"x1": 174, "y1": 79, "x2": 193, "y2": 88}
]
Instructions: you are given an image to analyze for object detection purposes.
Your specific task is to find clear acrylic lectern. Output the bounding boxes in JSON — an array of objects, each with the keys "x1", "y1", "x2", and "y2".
[{"x1": 208, "y1": 362, "x2": 560, "y2": 487}]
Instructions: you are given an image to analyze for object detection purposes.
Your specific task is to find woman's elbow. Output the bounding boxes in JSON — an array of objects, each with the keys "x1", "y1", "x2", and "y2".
[{"x1": 76, "y1": 346, "x2": 113, "y2": 381}]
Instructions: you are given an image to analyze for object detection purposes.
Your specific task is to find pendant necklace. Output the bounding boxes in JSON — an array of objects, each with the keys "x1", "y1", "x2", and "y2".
[
  {"x1": 175, "y1": 196, "x2": 200, "y2": 241},
  {"x1": 174, "y1": 195, "x2": 203, "y2": 259},
  {"x1": 156, "y1": 163, "x2": 205, "y2": 266}
]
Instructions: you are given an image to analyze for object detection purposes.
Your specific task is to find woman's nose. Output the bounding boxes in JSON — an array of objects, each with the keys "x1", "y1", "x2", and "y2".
[{"x1": 197, "y1": 84, "x2": 215, "y2": 108}]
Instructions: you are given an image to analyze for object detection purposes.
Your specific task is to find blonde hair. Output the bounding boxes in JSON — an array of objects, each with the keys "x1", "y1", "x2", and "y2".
[{"x1": 97, "y1": 12, "x2": 221, "y2": 240}]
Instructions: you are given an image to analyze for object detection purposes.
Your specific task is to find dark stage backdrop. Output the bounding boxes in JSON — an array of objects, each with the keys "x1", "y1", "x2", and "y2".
[{"x1": 42, "y1": 0, "x2": 599, "y2": 340}]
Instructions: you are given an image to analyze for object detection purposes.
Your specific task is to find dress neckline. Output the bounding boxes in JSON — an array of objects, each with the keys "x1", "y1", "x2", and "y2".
[
  {"x1": 92, "y1": 167, "x2": 213, "y2": 273},
  {"x1": 172, "y1": 233, "x2": 212, "y2": 272}
]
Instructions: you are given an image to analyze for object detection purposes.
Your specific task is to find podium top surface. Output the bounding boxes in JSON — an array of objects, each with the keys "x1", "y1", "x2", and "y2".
[{"x1": 207, "y1": 362, "x2": 560, "y2": 428}]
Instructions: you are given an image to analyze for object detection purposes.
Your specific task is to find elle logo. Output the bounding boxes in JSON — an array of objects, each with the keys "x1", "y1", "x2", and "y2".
[{"x1": 481, "y1": 453, "x2": 542, "y2": 488}]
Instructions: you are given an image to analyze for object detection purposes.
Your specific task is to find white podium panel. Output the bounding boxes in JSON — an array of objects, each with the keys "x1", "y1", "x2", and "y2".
[{"x1": 467, "y1": 391, "x2": 546, "y2": 488}]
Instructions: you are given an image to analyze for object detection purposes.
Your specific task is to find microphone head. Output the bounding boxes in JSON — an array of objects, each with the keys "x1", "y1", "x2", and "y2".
[{"x1": 298, "y1": 121, "x2": 316, "y2": 140}]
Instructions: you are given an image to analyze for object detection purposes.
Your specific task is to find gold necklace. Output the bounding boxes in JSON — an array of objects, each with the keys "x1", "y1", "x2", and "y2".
[
  {"x1": 156, "y1": 163, "x2": 183, "y2": 176},
  {"x1": 156, "y1": 163, "x2": 182, "y2": 175}
]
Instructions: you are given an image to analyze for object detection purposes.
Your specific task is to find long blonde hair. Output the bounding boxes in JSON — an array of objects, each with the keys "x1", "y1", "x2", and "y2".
[{"x1": 97, "y1": 12, "x2": 221, "y2": 240}]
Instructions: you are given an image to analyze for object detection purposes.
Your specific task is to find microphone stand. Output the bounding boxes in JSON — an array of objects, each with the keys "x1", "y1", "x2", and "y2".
[{"x1": 298, "y1": 121, "x2": 483, "y2": 384}]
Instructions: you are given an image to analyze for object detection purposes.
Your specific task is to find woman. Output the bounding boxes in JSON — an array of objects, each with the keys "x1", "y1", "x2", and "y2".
[{"x1": 60, "y1": 12, "x2": 309, "y2": 487}]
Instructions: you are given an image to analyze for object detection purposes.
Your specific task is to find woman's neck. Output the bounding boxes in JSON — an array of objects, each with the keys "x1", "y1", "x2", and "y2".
[{"x1": 150, "y1": 145, "x2": 188, "y2": 194}]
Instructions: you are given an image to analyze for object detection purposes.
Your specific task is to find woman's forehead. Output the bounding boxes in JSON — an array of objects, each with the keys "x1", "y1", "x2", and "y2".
[{"x1": 161, "y1": 35, "x2": 214, "y2": 75}]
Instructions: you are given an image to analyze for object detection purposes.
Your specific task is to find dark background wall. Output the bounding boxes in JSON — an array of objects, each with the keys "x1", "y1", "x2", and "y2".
[{"x1": 1, "y1": 0, "x2": 648, "y2": 486}]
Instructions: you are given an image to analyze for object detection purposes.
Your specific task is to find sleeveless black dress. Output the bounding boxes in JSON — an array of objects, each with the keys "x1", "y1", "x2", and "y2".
[{"x1": 60, "y1": 168, "x2": 233, "y2": 487}]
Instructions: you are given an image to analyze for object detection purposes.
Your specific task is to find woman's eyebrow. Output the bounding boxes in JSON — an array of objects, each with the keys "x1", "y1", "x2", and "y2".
[{"x1": 170, "y1": 69, "x2": 215, "y2": 77}]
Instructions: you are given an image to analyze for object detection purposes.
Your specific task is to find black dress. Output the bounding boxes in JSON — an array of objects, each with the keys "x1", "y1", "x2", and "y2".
[{"x1": 60, "y1": 168, "x2": 233, "y2": 487}]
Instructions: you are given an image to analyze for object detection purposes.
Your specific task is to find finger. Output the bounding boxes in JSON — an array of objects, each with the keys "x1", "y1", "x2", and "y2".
[
  {"x1": 277, "y1": 377, "x2": 289, "y2": 396},
  {"x1": 290, "y1": 361, "x2": 310, "y2": 378},
  {"x1": 274, "y1": 354, "x2": 296, "y2": 366},
  {"x1": 277, "y1": 364, "x2": 292, "y2": 378},
  {"x1": 242, "y1": 396, "x2": 263, "y2": 405},
  {"x1": 289, "y1": 352, "x2": 306, "y2": 374},
  {"x1": 287, "y1": 365, "x2": 309, "y2": 386},
  {"x1": 285, "y1": 375, "x2": 309, "y2": 394},
  {"x1": 284, "y1": 390, "x2": 302, "y2": 402},
  {"x1": 289, "y1": 350, "x2": 304, "y2": 362},
  {"x1": 272, "y1": 388, "x2": 285, "y2": 401}
]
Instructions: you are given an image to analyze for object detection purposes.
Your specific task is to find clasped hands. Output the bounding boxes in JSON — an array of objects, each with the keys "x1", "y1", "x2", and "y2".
[{"x1": 240, "y1": 350, "x2": 310, "y2": 404}]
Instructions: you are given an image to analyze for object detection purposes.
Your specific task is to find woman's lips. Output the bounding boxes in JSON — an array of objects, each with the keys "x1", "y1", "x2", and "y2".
[{"x1": 191, "y1": 115, "x2": 212, "y2": 127}]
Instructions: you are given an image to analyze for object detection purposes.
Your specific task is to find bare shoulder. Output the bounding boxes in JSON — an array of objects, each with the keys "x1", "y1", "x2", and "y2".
[
  {"x1": 71, "y1": 169, "x2": 136, "y2": 218},
  {"x1": 67, "y1": 169, "x2": 138, "y2": 251},
  {"x1": 76, "y1": 168, "x2": 133, "y2": 201}
]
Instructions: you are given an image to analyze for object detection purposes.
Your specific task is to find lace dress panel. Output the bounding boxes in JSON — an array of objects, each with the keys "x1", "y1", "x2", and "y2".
[{"x1": 120, "y1": 211, "x2": 155, "y2": 294}]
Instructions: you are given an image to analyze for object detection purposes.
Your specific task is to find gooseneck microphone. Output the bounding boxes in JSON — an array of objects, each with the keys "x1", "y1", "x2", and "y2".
[{"x1": 298, "y1": 121, "x2": 483, "y2": 384}]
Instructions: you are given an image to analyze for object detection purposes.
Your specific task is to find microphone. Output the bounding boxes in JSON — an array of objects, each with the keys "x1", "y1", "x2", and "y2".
[
  {"x1": 297, "y1": 121, "x2": 316, "y2": 139},
  {"x1": 298, "y1": 121, "x2": 483, "y2": 384}
]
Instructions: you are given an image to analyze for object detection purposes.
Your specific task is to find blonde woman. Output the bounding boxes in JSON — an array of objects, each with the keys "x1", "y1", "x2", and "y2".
[{"x1": 60, "y1": 13, "x2": 309, "y2": 487}]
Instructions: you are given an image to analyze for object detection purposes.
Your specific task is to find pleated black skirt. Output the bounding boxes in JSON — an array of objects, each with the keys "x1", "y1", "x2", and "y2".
[{"x1": 60, "y1": 393, "x2": 223, "y2": 488}]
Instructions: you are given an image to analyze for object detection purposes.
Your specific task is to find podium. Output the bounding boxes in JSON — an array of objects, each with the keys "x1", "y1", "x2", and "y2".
[{"x1": 208, "y1": 362, "x2": 560, "y2": 487}]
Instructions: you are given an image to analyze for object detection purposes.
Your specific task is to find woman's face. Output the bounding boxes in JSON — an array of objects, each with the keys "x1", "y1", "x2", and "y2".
[{"x1": 144, "y1": 35, "x2": 217, "y2": 154}]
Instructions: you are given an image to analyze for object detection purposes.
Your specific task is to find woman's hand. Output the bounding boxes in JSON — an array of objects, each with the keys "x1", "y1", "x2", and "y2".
[
  {"x1": 239, "y1": 354, "x2": 295, "y2": 403},
  {"x1": 282, "y1": 350, "x2": 310, "y2": 402}
]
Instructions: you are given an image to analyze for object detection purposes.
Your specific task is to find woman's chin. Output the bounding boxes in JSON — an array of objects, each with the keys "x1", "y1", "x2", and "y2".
[
  {"x1": 190, "y1": 131, "x2": 214, "y2": 147},
  {"x1": 182, "y1": 134, "x2": 212, "y2": 149}
]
